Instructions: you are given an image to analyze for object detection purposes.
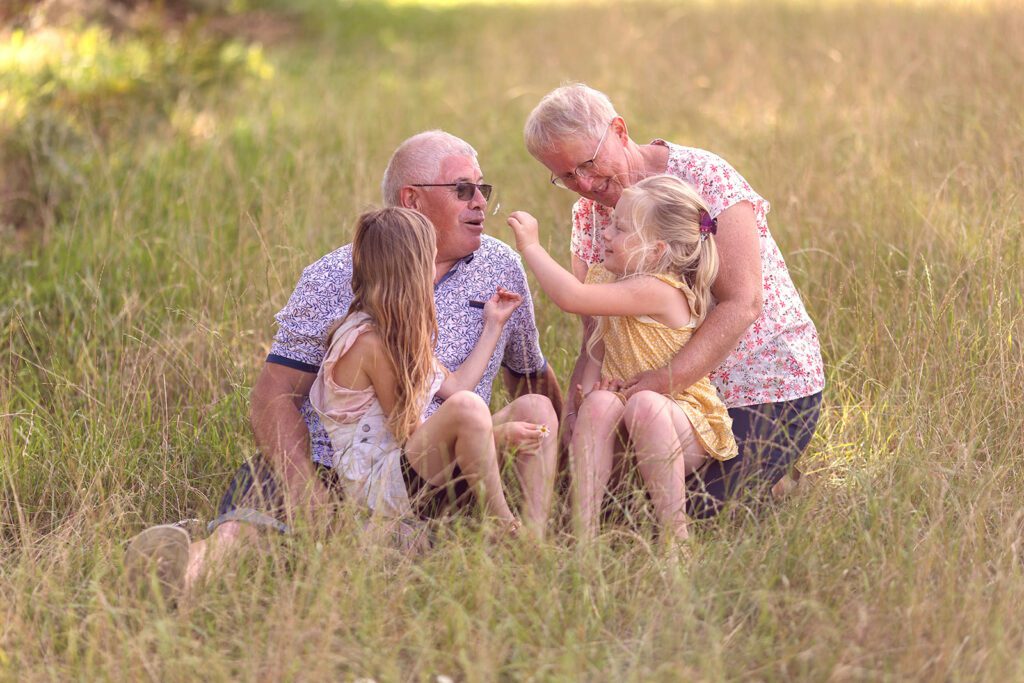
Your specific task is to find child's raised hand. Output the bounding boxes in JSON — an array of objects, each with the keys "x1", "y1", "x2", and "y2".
[
  {"x1": 483, "y1": 287, "x2": 523, "y2": 328},
  {"x1": 506, "y1": 211, "x2": 541, "y2": 252}
]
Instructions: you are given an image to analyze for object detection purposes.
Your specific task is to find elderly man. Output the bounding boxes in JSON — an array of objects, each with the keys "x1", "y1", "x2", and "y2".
[{"x1": 126, "y1": 131, "x2": 562, "y2": 598}]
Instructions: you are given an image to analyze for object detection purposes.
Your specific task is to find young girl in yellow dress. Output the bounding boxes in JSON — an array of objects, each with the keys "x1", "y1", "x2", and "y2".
[{"x1": 507, "y1": 175, "x2": 737, "y2": 542}]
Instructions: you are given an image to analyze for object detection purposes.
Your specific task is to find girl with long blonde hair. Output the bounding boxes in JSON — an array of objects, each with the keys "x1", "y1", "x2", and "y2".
[
  {"x1": 507, "y1": 175, "x2": 737, "y2": 543},
  {"x1": 311, "y1": 207, "x2": 522, "y2": 528}
]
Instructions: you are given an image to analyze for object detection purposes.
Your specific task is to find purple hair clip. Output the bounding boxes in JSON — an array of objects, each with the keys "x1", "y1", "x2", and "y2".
[{"x1": 698, "y1": 209, "x2": 718, "y2": 241}]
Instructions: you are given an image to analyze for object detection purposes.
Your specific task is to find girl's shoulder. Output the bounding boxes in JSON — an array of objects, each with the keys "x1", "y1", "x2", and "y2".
[
  {"x1": 648, "y1": 272, "x2": 688, "y2": 291},
  {"x1": 649, "y1": 272, "x2": 698, "y2": 325},
  {"x1": 587, "y1": 265, "x2": 683, "y2": 297},
  {"x1": 324, "y1": 312, "x2": 379, "y2": 362}
]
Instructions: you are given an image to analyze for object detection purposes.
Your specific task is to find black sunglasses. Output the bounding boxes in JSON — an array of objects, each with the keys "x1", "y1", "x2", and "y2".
[{"x1": 410, "y1": 181, "x2": 492, "y2": 202}]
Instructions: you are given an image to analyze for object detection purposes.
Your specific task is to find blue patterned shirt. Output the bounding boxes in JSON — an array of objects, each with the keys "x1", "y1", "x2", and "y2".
[{"x1": 267, "y1": 235, "x2": 547, "y2": 467}]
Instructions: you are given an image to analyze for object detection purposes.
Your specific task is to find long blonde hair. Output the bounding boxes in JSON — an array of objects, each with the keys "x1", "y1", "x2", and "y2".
[
  {"x1": 344, "y1": 207, "x2": 438, "y2": 445},
  {"x1": 588, "y1": 175, "x2": 721, "y2": 356}
]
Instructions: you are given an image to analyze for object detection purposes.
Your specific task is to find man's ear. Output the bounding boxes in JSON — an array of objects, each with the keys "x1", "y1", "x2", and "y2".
[{"x1": 399, "y1": 186, "x2": 420, "y2": 210}]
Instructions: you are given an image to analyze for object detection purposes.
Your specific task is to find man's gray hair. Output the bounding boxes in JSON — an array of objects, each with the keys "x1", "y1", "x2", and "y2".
[
  {"x1": 524, "y1": 83, "x2": 619, "y2": 157},
  {"x1": 381, "y1": 130, "x2": 478, "y2": 206}
]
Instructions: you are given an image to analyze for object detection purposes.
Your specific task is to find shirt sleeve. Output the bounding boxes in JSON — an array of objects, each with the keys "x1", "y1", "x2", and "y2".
[
  {"x1": 268, "y1": 250, "x2": 353, "y2": 372},
  {"x1": 687, "y1": 149, "x2": 771, "y2": 220},
  {"x1": 569, "y1": 198, "x2": 607, "y2": 266},
  {"x1": 500, "y1": 255, "x2": 547, "y2": 376}
]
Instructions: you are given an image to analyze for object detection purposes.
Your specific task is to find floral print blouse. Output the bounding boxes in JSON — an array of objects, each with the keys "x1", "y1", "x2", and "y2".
[{"x1": 569, "y1": 140, "x2": 825, "y2": 408}]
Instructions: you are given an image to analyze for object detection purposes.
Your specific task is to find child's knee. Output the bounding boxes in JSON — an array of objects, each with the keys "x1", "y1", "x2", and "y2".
[
  {"x1": 622, "y1": 390, "x2": 665, "y2": 423},
  {"x1": 446, "y1": 390, "x2": 491, "y2": 429},
  {"x1": 579, "y1": 390, "x2": 622, "y2": 419},
  {"x1": 511, "y1": 393, "x2": 557, "y2": 425}
]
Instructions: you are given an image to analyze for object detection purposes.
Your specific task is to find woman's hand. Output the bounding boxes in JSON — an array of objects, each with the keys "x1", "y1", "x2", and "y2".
[
  {"x1": 483, "y1": 287, "x2": 522, "y2": 329},
  {"x1": 620, "y1": 367, "x2": 671, "y2": 399},
  {"x1": 493, "y1": 420, "x2": 550, "y2": 453},
  {"x1": 506, "y1": 211, "x2": 541, "y2": 252}
]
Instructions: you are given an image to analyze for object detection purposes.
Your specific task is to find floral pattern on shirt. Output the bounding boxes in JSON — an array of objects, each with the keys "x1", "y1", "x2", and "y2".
[
  {"x1": 569, "y1": 140, "x2": 824, "y2": 408},
  {"x1": 269, "y1": 235, "x2": 546, "y2": 467}
]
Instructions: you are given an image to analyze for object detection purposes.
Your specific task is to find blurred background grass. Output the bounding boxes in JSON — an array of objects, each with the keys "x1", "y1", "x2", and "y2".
[{"x1": 1, "y1": 0, "x2": 1023, "y2": 679}]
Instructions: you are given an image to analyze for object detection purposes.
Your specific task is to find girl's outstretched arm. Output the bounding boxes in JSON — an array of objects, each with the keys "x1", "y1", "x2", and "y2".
[
  {"x1": 507, "y1": 211, "x2": 683, "y2": 321},
  {"x1": 436, "y1": 288, "x2": 522, "y2": 399}
]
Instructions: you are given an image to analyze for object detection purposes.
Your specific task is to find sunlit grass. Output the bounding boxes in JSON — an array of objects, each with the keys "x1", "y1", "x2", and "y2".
[{"x1": 2, "y1": 0, "x2": 1023, "y2": 679}]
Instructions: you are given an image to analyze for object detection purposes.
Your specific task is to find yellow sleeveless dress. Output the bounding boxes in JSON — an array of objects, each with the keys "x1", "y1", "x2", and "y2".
[{"x1": 586, "y1": 265, "x2": 738, "y2": 461}]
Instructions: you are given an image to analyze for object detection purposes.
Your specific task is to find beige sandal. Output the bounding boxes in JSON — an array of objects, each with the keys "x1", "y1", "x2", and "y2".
[{"x1": 125, "y1": 525, "x2": 191, "y2": 602}]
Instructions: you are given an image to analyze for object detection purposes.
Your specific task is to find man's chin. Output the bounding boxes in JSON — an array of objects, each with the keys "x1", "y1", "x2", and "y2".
[
  {"x1": 459, "y1": 233, "x2": 483, "y2": 254},
  {"x1": 461, "y1": 223, "x2": 485, "y2": 238}
]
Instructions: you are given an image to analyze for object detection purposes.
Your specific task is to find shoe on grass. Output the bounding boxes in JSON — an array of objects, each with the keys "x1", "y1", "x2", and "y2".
[{"x1": 125, "y1": 524, "x2": 190, "y2": 602}]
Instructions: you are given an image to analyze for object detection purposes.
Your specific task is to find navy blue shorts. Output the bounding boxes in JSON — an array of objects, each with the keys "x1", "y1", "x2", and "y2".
[
  {"x1": 208, "y1": 453, "x2": 343, "y2": 534},
  {"x1": 209, "y1": 452, "x2": 472, "y2": 533},
  {"x1": 687, "y1": 392, "x2": 823, "y2": 519}
]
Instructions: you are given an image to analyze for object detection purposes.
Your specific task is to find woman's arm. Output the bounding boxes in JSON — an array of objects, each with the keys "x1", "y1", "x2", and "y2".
[
  {"x1": 622, "y1": 201, "x2": 763, "y2": 397},
  {"x1": 437, "y1": 288, "x2": 522, "y2": 399},
  {"x1": 507, "y1": 211, "x2": 680, "y2": 320}
]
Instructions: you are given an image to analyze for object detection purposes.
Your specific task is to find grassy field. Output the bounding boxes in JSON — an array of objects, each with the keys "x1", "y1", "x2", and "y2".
[{"x1": 2, "y1": 0, "x2": 1023, "y2": 679}]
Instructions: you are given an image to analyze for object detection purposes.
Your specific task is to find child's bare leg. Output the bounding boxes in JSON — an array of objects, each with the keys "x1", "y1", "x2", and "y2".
[
  {"x1": 623, "y1": 391, "x2": 708, "y2": 542},
  {"x1": 405, "y1": 391, "x2": 516, "y2": 525},
  {"x1": 492, "y1": 394, "x2": 559, "y2": 537},
  {"x1": 571, "y1": 390, "x2": 624, "y2": 539}
]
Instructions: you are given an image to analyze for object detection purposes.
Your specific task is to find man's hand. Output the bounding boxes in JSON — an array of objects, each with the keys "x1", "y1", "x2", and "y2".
[
  {"x1": 506, "y1": 211, "x2": 541, "y2": 252},
  {"x1": 620, "y1": 366, "x2": 672, "y2": 399},
  {"x1": 494, "y1": 420, "x2": 550, "y2": 453}
]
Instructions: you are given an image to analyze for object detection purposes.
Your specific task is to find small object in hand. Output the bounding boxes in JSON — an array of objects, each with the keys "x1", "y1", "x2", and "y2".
[
  {"x1": 538, "y1": 424, "x2": 550, "y2": 438},
  {"x1": 469, "y1": 300, "x2": 485, "y2": 309}
]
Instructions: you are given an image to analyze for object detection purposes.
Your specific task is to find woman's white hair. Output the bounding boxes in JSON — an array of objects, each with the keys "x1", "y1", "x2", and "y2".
[
  {"x1": 524, "y1": 83, "x2": 619, "y2": 156},
  {"x1": 381, "y1": 130, "x2": 477, "y2": 206}
]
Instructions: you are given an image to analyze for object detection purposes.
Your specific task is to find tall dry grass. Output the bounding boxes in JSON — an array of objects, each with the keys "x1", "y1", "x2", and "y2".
[{"x1": 2, "y1": 0, "x2": 1023, "y2": 679}]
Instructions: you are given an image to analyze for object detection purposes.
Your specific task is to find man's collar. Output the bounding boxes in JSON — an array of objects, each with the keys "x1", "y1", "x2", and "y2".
[{"x1": 435, "y1": 250, "x2": 476, "y2": 288}]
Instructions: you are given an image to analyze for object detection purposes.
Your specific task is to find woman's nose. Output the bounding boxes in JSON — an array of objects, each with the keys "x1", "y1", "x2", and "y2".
[{"x1": 575, "y1": 174, "x2": 595, "y2": 192}]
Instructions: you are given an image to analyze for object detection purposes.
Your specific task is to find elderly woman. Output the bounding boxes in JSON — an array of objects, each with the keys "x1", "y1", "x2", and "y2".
[{"x1": 524, "y1": 83, "x2": 824, "y2": 518}]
